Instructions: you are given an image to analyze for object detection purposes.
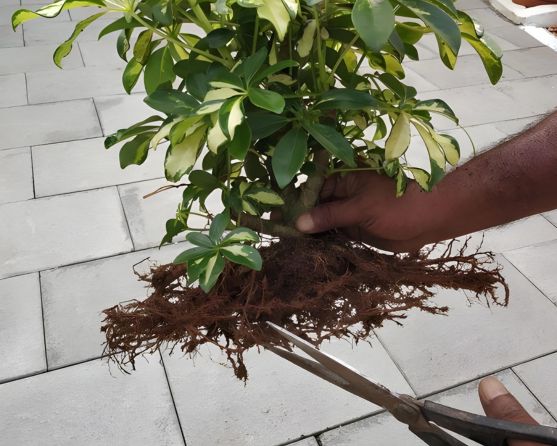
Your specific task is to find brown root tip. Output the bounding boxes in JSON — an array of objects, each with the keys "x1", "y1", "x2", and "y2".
[{"x1": 101, "y1": 236, "x2": 508, "y2": 381}]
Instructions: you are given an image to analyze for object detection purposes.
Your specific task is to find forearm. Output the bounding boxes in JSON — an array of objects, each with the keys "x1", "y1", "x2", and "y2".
[{"x1": 423, "y1": 111, "x2": 557, "y2": 243}]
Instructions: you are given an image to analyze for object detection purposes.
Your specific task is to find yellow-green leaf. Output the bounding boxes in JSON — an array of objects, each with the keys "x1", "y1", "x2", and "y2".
[
  {"x1": 385, "y1": 112, "x2": 410, "y2": 160},
  {"x1": 257, "y1": 0, "x2": 291, "y2": 41},
  {"x1": 12, "y1": 0, "x2": 104, "y2": 29},
  {"x1": 297, "y1": 20, "x2": 316, "y2": 57},
  {"x1": 165, "y1": 123, "x2": 207, "y2": 181}
]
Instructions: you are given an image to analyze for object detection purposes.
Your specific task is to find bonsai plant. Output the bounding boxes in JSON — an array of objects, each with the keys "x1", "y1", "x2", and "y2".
[{"x1": 13, "y1": 0, "x2": 508, "y2": 380}]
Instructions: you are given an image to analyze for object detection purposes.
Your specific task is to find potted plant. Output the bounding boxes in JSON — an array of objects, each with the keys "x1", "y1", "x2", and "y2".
[{"x1": 13, "y1": 0, "x2": 507, "y2": 380}]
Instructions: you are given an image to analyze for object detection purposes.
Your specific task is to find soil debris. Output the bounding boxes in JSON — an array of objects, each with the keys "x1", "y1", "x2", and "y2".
[{"x1": 101, "y1": 236, "x2": 508, "y2": 381}]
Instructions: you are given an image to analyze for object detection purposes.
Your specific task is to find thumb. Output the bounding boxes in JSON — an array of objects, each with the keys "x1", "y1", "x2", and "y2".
[
  {"x1": 479, "y1": 377, "x2": 541, "y2": 446},
  {"x1": 295, "y1": 199, "x2": 363, "y2": 234}
]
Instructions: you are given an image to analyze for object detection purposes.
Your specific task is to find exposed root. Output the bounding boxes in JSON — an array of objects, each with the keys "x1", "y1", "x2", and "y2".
[{"x1": 101, "y1": 236, "x2": 508, "y2": 381}]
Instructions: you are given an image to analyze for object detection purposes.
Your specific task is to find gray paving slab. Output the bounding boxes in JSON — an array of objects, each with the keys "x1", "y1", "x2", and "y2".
[
  {"x1": 0, "y1": 273, "x2": 46, "y2": 383},
  {"x1": 319, "y1": 369, "x2": 556, "y2": 445},
  {"x1": 23, "y1": 16, "x2": 113, "y2": 46},
  {"x1": 489, "y1": 24, "x2": 544, "y2": 49},
  {"x1": 0, "y1": 147, "x2": 33, "y2": 205},
  {"x1": 402, "y1": 66, "x2": 438, "y2": 92},
  {"x1": 41, "y1": 243, "x2": 187, "y2": 368},
  {"x1": 505, "y1": 239, "x2": 557, "y2": 305},
  {"x1": 27, "y1": 66, "x2": 125, "y2": 104},
  {"x1": 467, "y1": 215, "x2": 557, "y2": 253},
  {"x1": 163, "y1": 337, "x2": 415, "y2": 446},
  {"x1": 79, "y1": 37, "x2": 128, "y2": 69},
  {"x1": 406, "y1": 54, "x2": 523, "y2": 90},
  {"x1": 496, "y1": 75, "x2": 557, "y2": 117},
  {"x1": 456, "y1": 0, "x2": 490, "y2": 10},
  {"x1": 290, "y1": 438, "x2": 319, "y2": 446},
  {"x1": 0, "y1": 99, "x2": 102, "y2": 150},
  {"x1": 492, "y1": 115, "x2": 542, "y2": 135},
  {"x1": 375, "y1": 256, "x2": 557, "y2": 396},
  {"x1": 0, "y1": 187, "x2": 133, "y2": 279},
  {"x1": 0, "y1": 24, "x2": 23, "y2": 48},
  {"x1": 546, "y1": 210, "x2": 557, "y2": 227},
  {"x1": 503, "y1": 46, "x2": 557, "y2": 77},
  {"x1": 94, "y1": 93, "x2": 153, "y2": 136},
  {"x1": 0, "y1": 357, "x2": 185, "y2": 446},
  {"x1": 0, "y1": 73, "x2": 27, "y2": 108},
  {"x1": 421, "y1": 81, "x2": 542, "y2": 130},
  {"x1": 0, "y1": 44, "x2": 82, "y2": 75},
  {"x1": 118, "y1": 179, "x2": 186, "y2": 250},
  {"x1": 32, "y1": 137, "x2": 165, "y2": 197},
  {"x1": 514, "y1": 353, "x2": 557, "y2": 420},
  {"x1": 468, "y1": 6, "x2": 515, "y2": 28}
]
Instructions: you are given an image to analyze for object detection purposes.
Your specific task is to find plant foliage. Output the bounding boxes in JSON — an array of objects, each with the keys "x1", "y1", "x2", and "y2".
[{"x1": 14, "y1": 0, "x2": 504, "y2": 291}]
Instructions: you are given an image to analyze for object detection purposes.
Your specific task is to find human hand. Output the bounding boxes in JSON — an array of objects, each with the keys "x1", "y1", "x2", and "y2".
[
  {"x1": 295, "y1": 171, "x2": 442, "y2": 252},
  {"x1": 479, "y1": 376, "x2": 544, "y2": 446}
]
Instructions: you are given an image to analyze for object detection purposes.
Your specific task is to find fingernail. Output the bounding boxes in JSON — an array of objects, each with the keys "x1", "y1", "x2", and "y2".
[
  {"x1": 296, "y1": 213, "x2": 315, "y2": 232},
  {"x1": 480, "y1": 377, "x2": 509, "y2": 402}
]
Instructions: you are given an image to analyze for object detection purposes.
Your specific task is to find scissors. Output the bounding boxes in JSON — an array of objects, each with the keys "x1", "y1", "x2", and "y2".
[{"x1": 265, "y1": 322, "x2": 557, "y2": 446}]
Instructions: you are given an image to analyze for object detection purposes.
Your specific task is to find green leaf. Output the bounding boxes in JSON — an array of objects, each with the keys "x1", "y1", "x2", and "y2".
[
  {"x1": 257, "y1": 0, "x2": 291, "y2": 40},
  {"x1": 297, "y1": 19, "x2": 317, "y2": 57},
  {"x1": 98, "y1": 17, "x2": 140, "y2": 39},
  {"x1": 200, "y1": 253, "x2": 225, "y2": 292},
  {"x1": 160, "y1": 218, "x2": 186, "y2": 247},
  {"x1": 119, "y1": 132, "x2": 154, "y2": 168},
  {"x1": 304, "y1": 123, "x2": 356, "y2": 167},
  {"x1": 352, "y1": 0, "x2": 395, "y2": 52},
  {"x1": 378, "y1": 73, "x2": 416, "y2": 101},
  {"x1": 186, "y1": 232, "x2": 215, "y2": 248},
  {"x1": 412, "y1": 120, "x2": 446, "y2": 171},
  {"x1": 228, "y1": 120, "x2": 252, "y2": 160},
  {"x1": 246, "y1": 187, "x2": 285, "y2": 205},
  {"x1": 144, "y1": 90, "x2": 198, "y2": 115},
  {"x1": 117, "y1": 28, "x2": 132, "y2": 62},
  {"x1": 405, "y1": 167, "x2": 430, "y2": 191},
  {"x1": 104, "y1": 116, "x2": 163, "y2": 149},
  {"x1": 173, "y1": 59, "x2": 212, "y2": 78},
  {"x1": 199, "y1": 28, "x2": 235, "y2": 49},
  {"x1": 218, "y1": 96, "x2": 245, "y2": 139},
  {"x1": 463, "y1": 34, "x2": 503, "y2": 85},
  {"x1": 315, "y1": 89, "x2": 384, "y2": 111},
  {"x1": 398, "y1": 0, "x2": 461, "y2": 54},
  {"x1": 209, "y1": 213, "x2": 230, "y2": 242},
  {"x1": 122, "y1": 57, "x2": 144, "y2": 94},
  {"x1": 272, "y1": 127, "x2": 308, "y2": 188},
  {"x1": 395, "y1": 169, "x2": 407, "y2": 197},
  {"x1": 133, "y1": 29, "x2": 153, "y2": 65},
  {"x1": 246, "y1": 112, "x2": 289, "y2": 139},
  {"x1": 385, "y1": 112, "x2": 411, "y2": 160},
  {"x1": 414, "y1": 99, "x2": 459, "y2": 124},
  {"x1": 434, "y1": 132, "x2": 460, "y2": 166},
  {"x1": 53, "y1": 12, "x2": 105, "y2": 68},
  {"x1": 221, "y1": 227, "x2": 260, "y2": 244},
  {"x1": 248, "y1": 88, "x2": 285, "y2": 114},
  {"x1": 236, "y1": 47, "x2": 268, "y2": 84},
  {"x1": 221, "y1": 245, "x2": 263, "y2": 271},
  {"x1": 144, "y1": 47, "x2": 175, "y2": 95},
  {"x1": 12, "y1": 0, "x2": 104, "y2": 29},
  {"x1": 252, "y1": 59, "x2": 299, "y2": 84},
  {"x1": 174, "y1": 246, "x2": 213, "y2": 264},
  {"x1": 164, "y1": 123, "x2": 206, "y2": 181},
  {"x1": 189, "y1": 170, "x2": 221, "y2": 190}
]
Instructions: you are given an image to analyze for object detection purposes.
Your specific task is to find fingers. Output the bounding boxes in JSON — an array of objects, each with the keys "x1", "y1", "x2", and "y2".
[
  {"x1": 296, "y1": 199, "x2": 364, "y2": 234},
  {"x1": 479, "y1": 377, "x2": 541, "y2": 446}
]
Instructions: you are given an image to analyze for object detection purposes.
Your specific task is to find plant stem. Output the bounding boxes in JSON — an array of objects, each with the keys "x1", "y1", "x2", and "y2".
[
  {"x1": 232, "y1": 213, "x2": 302, "y2": 238},
  {"x1": 131, "y1": 12, "x2": 230, "y2": 66}
]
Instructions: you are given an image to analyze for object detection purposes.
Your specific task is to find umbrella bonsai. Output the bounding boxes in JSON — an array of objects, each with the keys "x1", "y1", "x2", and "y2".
[{"x1": 14, "y1": 0, "x2": 508, "y2": 379}]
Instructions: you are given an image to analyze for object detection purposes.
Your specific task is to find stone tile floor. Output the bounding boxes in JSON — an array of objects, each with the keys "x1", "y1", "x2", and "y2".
[{"x1": 1, "y1": 0, "x2": 557, "y2": 445}]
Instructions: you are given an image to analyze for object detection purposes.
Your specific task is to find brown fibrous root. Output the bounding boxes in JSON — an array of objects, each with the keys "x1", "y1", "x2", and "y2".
[{"x1": 101, "y1": 236, "x2": 508, "y2": 381}]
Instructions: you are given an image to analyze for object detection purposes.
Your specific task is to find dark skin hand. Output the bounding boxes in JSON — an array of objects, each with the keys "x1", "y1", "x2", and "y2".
[
  {"x1": 479, "y1": 377, "x2": 545, "y2": 446},
  {"x1": 296, "y1": 111, "x2": 557, "y2": 252}
]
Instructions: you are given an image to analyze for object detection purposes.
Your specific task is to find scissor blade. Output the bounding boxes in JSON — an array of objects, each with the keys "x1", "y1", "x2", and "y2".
[{"x1": 266, "y1": 322, "x2": 403, "y2": 412}]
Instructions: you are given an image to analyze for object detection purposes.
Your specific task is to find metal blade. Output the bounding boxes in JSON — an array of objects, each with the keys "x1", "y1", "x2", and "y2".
[{"x1": 266, "y1": 322, "x2": 404, "y2": 412}]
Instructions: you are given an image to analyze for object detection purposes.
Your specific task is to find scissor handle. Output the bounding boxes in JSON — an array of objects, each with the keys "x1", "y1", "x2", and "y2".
[{"x1": 421, "y1": 400, "x2": 557, "y2": 446}]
